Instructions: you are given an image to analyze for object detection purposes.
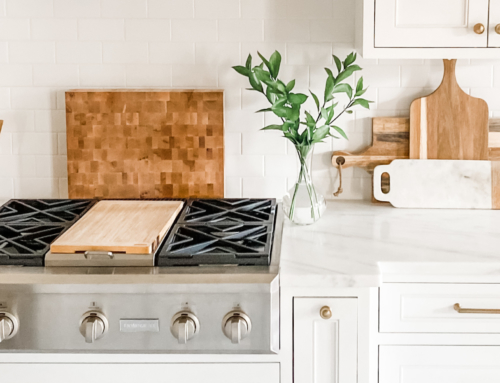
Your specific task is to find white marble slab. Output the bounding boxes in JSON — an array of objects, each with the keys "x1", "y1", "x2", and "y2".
[{"x1": 373, "y1": 160, "x2": 493, "y2": 209}]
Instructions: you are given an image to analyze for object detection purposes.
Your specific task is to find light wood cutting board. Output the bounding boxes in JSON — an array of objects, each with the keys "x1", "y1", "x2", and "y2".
[
  {"x1": 50, "y1": 200, "x2": 184, "y2": 254},
  {"x1": 373, "y1": 160, "x2": 500, "y2": 209},
  {"x1": 410, "y1": 59, "x2": 489, "y2": 160}
]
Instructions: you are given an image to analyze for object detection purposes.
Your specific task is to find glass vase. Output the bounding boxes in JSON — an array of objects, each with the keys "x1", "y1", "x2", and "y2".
[{"x1": 283, "y1": 144, "x2": 326, "y2": 225}]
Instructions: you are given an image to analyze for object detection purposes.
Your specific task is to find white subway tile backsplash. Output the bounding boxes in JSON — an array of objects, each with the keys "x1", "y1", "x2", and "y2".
[
  {"x1": 11, "y1": 88, "x2": 57, "y2": 110},
  {"x1": 33, "y1": 64, "x2": 79, "y2": 86},
  {"x1": 58, "y1": 178, "x2": 68, "y2": 198},
  {"x1": 223, "y1": 88, "x2": 241, "y2": 111},
  {"x1": 14, "y1": 177, "x2": 59, "y2": 198},
  {"x1": 0, "y1": 132, "x2": 12, "y2": 154},
  {"x1": 470, "y1": 88, "x2": 500, "y2": 112},
  {"x1": 9, "y1": 42, "x2": 55, "y2": 63},
  {"x1": 225, "y1": 111, "x2": 263, "y2": 132},
  {"x1": 0, "y1": 88, "x2": 10, "y2": 109},
  {"x1": 195, "y1": 42, "x2": 239, "y2": 66},
  {"x1": 126, "y1": 64, "x2": 172, "y2": 86},
  {"x1": 12, "y1": 133, "x2": 57, "y2": 155},
  {"x1": 456, "y1": 64, "x2": 493, "y2": 88},
  {"x1": 287, "y1": 0, "x2": 333, "y2": 19},
  {"x1": 57, "y1": 133, "x2": 67, "y2": 155},
  {"x1": 101, "y1": 0, "x2": 147, "y2": 18},
  {"x1": 240, "y1": 0, "x2": 286, "y2": 19},
  {"x1": 0, "y1": 42, "x2": 7, "y2": 62},
  {"x1": 0, "y1": 155, "x2": 36, "y2": 177},
  {"x1": 103, "y1": 42, "x2": 148, "y2": 64},
  {"x1": 171, "y1": 20, "x2": 217, "y2": 42},
  {"x1": 226, "y1": 155, "x2": 264, "y2": 177},
  {"x1": 148, "y1": 0, "x2": 194, "y2": 19},
  {"x1": 310, "y1": 19, "x2": 350, "y2": 43},
  {"x1": 378, "y1": 87, "x2": 434, "y2": 111},
  {"x1": 0, "y1": 178, "x2": 14, "y2": 200},
  {"x1": 125, "y1": 20, "x2": 170, "y2": 41},
  {"x1": 194, "y1": 0, "x2": 239, "y2": 19},
  {"x1": 0, "y1": 0, "x2": 5, "y2": 17},
  {"x1": 401, "y1": 65, "x2": 443, "y2": 88},
  {"x1": 149, "y1": 42, "x2": 195, "y2": 64},
  {"x1": 224, "y1": 177, "x2": 242, "y2": 198},
  {"x1": 242, "y1": 131, "x2": 287, "y2": 155},
  {"x1": 54, "y1": 0, "x2": 100, "y2": 17},
  {"x1": 79, "y1": 65, "x2": 127, "y2": 86},
  {"x1": 240, "y1": 42, "x2": 286, "y2": 63},
  {"x1": 287, "y1": 43, "x2": 332, "y2": 65},
  {"x1": 218, "y1": 20, "x2": 263, "y2": 43},
  {"x1": 34, "y1": 110, "x2": 65, "y2": 132},
  {"x1": 32, "y1": 19, "x2": 77, "y2": 40},
  {"x1": 0, "y1": 19, "x2": 30, "y2": 40},
  {"x1": 79, "y1": 19, "x2": 125, "y2": 41},
  {"x1": 0, "y1": 65, "x2": 32, "y2": 86},
  {"x1": 35, "y1": 155, "x2": 67, "y2": 177},
  {"x1": 0, "y1": 110, "x2": 35, "y2": 132},
  {"x1": 6, "y1": 0, "x2": 53, "y2": 18},
  {"x1": 242, "y1": 176, "x2": 287, "y2": 198},
  {"x1": 56, "y1": 42, "x2": 102, "y2": 64},
  {"x1": 225, "y1": 132, "x2": 241, "y2": 155},
  {"x1": 264, "y1": 154, "x2": 297, "y2": 177},
  {"x1": 264, "y1": 19, "x2": 309, "y2": 42},
  {"x1": 171, "y1": 65, "x2": 217, "y2": 87},
  {"x1": 359, "y1": 65, "x2": 400, "y2": 88}
]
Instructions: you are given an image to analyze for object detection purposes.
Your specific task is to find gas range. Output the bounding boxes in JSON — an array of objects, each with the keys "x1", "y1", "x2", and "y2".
[{"x1": 0, "y1": 198, "x2": 283, "y2": 354}]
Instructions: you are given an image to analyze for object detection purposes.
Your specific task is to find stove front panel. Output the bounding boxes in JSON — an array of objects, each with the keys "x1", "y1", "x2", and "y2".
[{"x1": 0, "y1": 283, "x2": 279, "y2": 354}]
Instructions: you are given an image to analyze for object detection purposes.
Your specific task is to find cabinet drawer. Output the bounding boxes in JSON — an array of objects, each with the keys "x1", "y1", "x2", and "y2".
[
  {"x1": 380, "y1": 283, "x2": 500, "y2": 333},
  {"x1": 380, "y1": 346, "x2": 500, "y2": 383}
]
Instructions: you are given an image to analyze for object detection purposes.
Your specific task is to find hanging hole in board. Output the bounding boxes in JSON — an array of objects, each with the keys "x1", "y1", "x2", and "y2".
[
  {"x1": 336, "y1": 156, "x2": 345, "y2": 166},
  {"x1": 381, "y1": 172, "x2": 390, "y2": 194}
]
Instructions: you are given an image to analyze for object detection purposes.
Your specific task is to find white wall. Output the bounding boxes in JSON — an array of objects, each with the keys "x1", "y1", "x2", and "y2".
[{"x1": 0, "y1": 0, "x2": 498, "y2": 203}]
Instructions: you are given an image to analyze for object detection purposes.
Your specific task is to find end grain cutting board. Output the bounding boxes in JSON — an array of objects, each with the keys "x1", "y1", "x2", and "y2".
[
  {"x1": 373, "y1": 160, "x2": 500, "y2": 209},
  {"x1": 410, "y1": 59, "x2": 489, "y2": 160},
  {"x1": 50, "y1": 200, "x2": 184, "y2": 254}
]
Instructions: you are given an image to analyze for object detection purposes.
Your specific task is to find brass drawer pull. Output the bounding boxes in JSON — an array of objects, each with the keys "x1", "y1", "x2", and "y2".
[
  {"x1": 474, "y1": 23, "x2": 485, "y2": 34},
  {"x1": 320, "y1": 306, "x2": 332, "y2": 320},
  {"x1": 454, "y1": 303, "x2": 500, "y2": 314}
]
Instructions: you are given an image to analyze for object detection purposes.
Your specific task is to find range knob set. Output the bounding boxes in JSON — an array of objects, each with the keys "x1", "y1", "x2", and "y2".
[
  {"x1": 79, "y1": 311, "x2": 108, "y2": 344},
  {"x1": 222, "y1": 310, "x2": 252, "y2": 344},
  {"x1": 0, "y1": 312, "x2": 19, "y2": 343},
  {"x1": 170, "y1": 311, "x2": 200, "y2": 344}
]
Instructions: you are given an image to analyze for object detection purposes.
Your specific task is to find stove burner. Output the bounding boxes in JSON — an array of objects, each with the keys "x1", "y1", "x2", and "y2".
[
  {"x1": 157, "y1": 199, "x2": 276, "y2": 266},
  {"x1": 0, "y1": 199, "x2": 96, "y2": 266}
]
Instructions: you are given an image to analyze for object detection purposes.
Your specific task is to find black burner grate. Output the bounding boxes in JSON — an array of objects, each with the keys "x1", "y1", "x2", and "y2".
[
  {"x1": 157, "y1": 199, "x2": 277, "y2": 266},
  {"x1": 0, "y1": 199, "x2": 96, "y2": 266}
]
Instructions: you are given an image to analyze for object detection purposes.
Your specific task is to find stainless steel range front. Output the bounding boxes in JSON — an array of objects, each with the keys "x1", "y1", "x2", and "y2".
[{"x1": 0, "y1": 199, "x2": 283, "y2": 354}]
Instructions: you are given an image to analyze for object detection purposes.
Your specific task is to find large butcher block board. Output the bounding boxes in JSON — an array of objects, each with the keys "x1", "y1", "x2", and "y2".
[
  {"x1": 65, "y1": 90, "x2": 224, "y2": 199},
  {"x1": 50, "y1": 200, "x2": 184, "y2": 254},
  {"x1": 373, "y1": 160, "x2": 500, "y2": 209}
]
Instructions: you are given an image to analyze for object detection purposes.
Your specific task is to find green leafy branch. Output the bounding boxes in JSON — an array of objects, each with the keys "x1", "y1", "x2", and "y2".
[{"x1": 233, "y1": 51, "x2": 373, "y2": 148}]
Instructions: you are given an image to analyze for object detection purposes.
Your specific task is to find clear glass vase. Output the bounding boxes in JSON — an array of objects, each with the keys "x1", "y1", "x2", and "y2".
[{"x1": 283, "y1": 144, "x2": 326, "y2": 225}]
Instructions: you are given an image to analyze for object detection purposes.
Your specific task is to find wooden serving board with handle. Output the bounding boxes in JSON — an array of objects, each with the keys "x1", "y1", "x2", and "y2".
[
  {"x1": 410, "y1": 59, "x2": 489, "y2": 160},
  {"x1": 50, "y1": 200, "x2": 184, "y2": 255},
  {"x1": 373, "y1": 160, "x2": 500, "y2": 209}
]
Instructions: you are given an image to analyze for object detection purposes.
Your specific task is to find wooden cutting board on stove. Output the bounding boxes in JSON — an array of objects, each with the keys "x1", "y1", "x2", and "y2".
[
  {"x1": 50, "y1": 200, "x2": 184, "y2": 254},
  {"x1": 410, "y1": 59, "x2": 489, "y2": 160}
]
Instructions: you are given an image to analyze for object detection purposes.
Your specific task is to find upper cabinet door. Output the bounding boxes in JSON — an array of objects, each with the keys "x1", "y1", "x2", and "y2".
[
  {"x1": 375, "y1": 0, "x2": 489, "y2": 48},
  {"x1": 489, "y1": 0, "x2": 500, "y2": 47}
]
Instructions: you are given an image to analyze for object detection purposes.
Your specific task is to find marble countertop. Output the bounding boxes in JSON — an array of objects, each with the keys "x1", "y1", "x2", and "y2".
[{"x1": 280, "y1": 200, "x2": 500, "y2": 287}]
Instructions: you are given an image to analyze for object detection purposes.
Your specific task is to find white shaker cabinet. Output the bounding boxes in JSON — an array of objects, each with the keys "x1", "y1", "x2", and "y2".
[
  {"x1": 358, "y1": 0, "x2": 500, "y2": 58},
  {"x1": 294, "y1": 298, "x2": 357, "y2": 383}
]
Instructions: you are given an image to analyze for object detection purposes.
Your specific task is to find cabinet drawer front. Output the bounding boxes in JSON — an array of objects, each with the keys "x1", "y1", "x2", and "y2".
[
  {"x1": 380, "y1": 283, "x2": 500, "y2": 333},
  {"x1": 0, "y1": 363, "x2": 280, "y2": 383},
  {"x1": 380, "y1": 346, "x2": 500, "y2": 383}
]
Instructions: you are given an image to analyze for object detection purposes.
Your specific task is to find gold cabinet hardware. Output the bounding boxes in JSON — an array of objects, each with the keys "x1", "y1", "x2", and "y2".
[
  {"x1": 496, "y1": 24, "x2": 500, "y2": 34},
  {"x1": 454, "y1": 303, "x2": 500, "y2": 314},
  {"x1": 474, "y1": 23, "x2": 485, "y2": 34},
  {"x1": 320, "y1": 306, "x2": 332, "y2": 320}
]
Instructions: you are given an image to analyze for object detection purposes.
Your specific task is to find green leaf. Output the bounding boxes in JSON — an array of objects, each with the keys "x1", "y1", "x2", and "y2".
[
  {"x1": 305, "y1": 111, "x2": 316, "y2": 128},
  {"x1": 320, "y1": 107, "x2": 328, "y2": 121},
  {"x1": 324, "y1": 73, "x2": 335, "y2": 102},
  {"x1": 336, "y1": 65, "x2": 362, "y2": 84},
  {"x1": 351, "y1": 98, "x2": 372, "y2": 109},
  {"x1": 326, "y1": 104, "x2": 335, "y2": 124},
  {"x1": 245, "y1": 54, "x2": 252, "y2": 70},
  {"x1": 256, "y1": 108, "x2": 273, "y2": 113},
  {"x1": 325, "y1": 67, "x2": 334, "y2": 79},
  {"x1": 233, "y1": 65, "x2": 250, "y2": 77},
  {"x1": 288, "y1": 93, "x2": 308, "y2": 105},
  {"x1": 273, "y1": 96, "x2": 287, "y2": 109},
  {"x1": 332, "y1": 83, "x2": 353, "y2": 99},
  {"x1": 269, "y1": 50, "x2": 282, "y2": 79},
  {"x1": 276, "y1": 81, "x2": 286, "y2": 93},
  {"x1": 312, "y1": 125, "x2": 330, "y2": 142},
  {"x1": 286, "y1": 79, "x2": 296, "y2": 92},
  {"x1": 272, "y1": 105, "x2": 299, "y2": 121},
  {"x1": 261, "y1": 124, "x2": 283, "y2": 131},
  {"x1": 266, "y1": 86, "x2": 279, "y2": 104},
  {"x1": 254, "y1": 67, "x2": 272, "y2": 84},
  {"x1": 258, "y1": 51, "x2": 272, "y2": 74},
  {"x1": 310, "y1": 90, "x2": 320, "y2": 112},
  {"x1": 248, "y1": 71, "x2": 263, "y2": 92},
  {"x1": 343, "y1": 52, "x2": 357, "y2": 68},
  {"x1": 346, "y1": 110, "x2": 353, "y2": 114},
  {"x1": 333, "y1": 55, "x2": 342, "y2": 73},
  {"x1": 355, "y1": 88, "x2": 367, "y2": 97},
  {"x1": 331, "y1": 125, "x2": 348, "y2": 140},
  {"x1": 356, "y1": 76, "x2": 364, "y2": 93}
]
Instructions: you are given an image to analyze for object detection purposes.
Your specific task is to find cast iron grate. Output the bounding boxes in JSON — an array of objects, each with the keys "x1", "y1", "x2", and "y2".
[
  {"x1": 157, "y1": 199, "x2": 276, "y2": 266},
  {"x1": 0, "y1": 199, "x2": 96, "y2": 266}
]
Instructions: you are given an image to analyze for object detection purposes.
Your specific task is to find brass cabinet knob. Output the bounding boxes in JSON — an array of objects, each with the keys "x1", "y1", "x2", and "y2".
[
  {"x1": 474, "y1": 23, "x2": 485, "y2": 34},
  {"x1": 320, "y1": 306, "x2": 332, "y2": 320},
  {"x1": 496, "y1": 24, "x2": 500, "y2": 35}
]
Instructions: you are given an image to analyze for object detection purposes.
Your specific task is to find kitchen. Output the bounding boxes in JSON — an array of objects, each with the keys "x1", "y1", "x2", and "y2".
[{"x1": 1, "y1": 0, "x2": 500, "y2": 382}]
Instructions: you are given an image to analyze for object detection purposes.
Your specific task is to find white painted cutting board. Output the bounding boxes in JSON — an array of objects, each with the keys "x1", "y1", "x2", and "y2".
[{"x1": 373, "y1": 160, "x2": 500, "y2": 209}]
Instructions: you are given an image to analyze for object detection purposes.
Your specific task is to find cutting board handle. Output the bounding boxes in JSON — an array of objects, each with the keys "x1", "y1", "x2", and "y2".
[{"x1": 373, "y1": 165, "x2": 391, "y2": 202}]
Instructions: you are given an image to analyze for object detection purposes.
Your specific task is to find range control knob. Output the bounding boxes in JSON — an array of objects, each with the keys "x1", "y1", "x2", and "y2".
[
  {"x1": 170, "y1": 311, "x2": 199, "y2": 344},
  {"x1": 222, "y1": 310, "x2": 252, "y2": 344},
  {"x1": 79, "y1": 311, "x2": 108, "y2": 344},
  {"x1": 0, "y1": 312, "x2": 18, "y2": 343}
]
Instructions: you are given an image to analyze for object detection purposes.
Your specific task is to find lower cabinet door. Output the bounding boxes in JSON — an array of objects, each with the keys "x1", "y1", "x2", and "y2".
[
  {"x1": 380, "y1": 346, "x2": 500, "y2": 383},
  {"x1": 0, "y1": 363, "x2": 280, "y2": 383},
  {"x1": 294, "y1": 298, "x2": 357, "y2": 383}
]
